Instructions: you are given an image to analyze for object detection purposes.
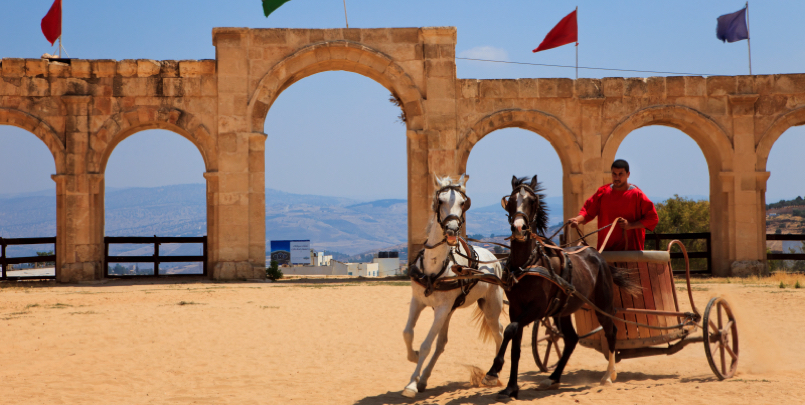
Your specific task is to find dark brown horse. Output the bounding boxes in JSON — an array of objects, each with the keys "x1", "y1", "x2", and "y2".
[{"x1": 483, "y1": 176, "x2": 640, "y2": 399}]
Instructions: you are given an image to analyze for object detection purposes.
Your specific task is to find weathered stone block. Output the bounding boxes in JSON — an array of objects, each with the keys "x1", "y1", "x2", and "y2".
[
  {"x1": 116, "y1": 60, "x2": 137, "y2": 77},
  {"x1": 773, "y1": 74, "x2": 805, "y2": 94},
  {"x1": 666, "y1": 76, "x2": 685, "y2": 97},
  {"x1": 425, "y1": 60, "x2": 455, "y2": 78},
  {"x1": 684, "y1": 76, "x2": 706, "y2": 96},
  {"x1": 92, "y1": 60, "x2": 116, "y2": 77},
  {"x1": 252, "y1": 29, "x2": 289, "y2": 46},
  {"x1": 706, "y1": 76, "x2": 736, "y2": 96},
  {"x1": 730, "y1": 260, "x2": 768, "y2": 277},
  {"x1": 602, "y1": 78, "x2": 624, "y2": 97},
  {"x1": 576, "y1": 78, "x2": 603, "y2": 99},
  {"x1": 391, "y1": 28, "x2": 420, "y2": 43},
  {"x1": 71, "y1": 60, "x2": 91, "y2": 78},
  {"x1": 518, "y1": 79, "x2": 539, "y2": 98},
  {"x1": 25, "y1": 59, "x2": 48, "y2": 77},
  {"x1": 539, "y1": 79, "x2": 558, "y2": 98},
  {"x1": 624, "y1": 78, "x2": 647, "y2": 97},
  {"x1": 180, "y1": 60, "x2": 215, "y2": 77},
  {"x1": 1, "y1": 58, "x2": 25, "y2": 77},
  {"x1": 361, "y1": 28, "x2": 390, "y2": 44},
  {"x1": 479, "y1": 80, "x2": 501, "y2": 98},
  {"x1": 137, "y1": 60, "x2": 161, "y2": 77}
]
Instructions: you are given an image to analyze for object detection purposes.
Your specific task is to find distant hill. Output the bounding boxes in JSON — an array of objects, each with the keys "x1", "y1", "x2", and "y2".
[{"x1": 0, "y1": 185, "x2": 566, "y2": 258}]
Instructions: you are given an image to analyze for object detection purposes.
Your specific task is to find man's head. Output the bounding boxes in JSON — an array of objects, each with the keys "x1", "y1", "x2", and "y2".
[{"x1": 611, "y1": 159, "x2": 630, "y2": 190}]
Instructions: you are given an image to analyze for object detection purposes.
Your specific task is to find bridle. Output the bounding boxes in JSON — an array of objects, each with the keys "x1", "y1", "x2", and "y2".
[
  {"x1": 501, "y1": 183, "x2": 539, "y2": 240},
  {"x1": 425, "y1": 185, "x2": 472, "y2": 248}
]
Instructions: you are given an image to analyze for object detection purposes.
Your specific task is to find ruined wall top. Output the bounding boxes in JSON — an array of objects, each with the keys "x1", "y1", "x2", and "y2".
[{"x1": 0, "y1": 58, "x2": 215, "y2": 80}]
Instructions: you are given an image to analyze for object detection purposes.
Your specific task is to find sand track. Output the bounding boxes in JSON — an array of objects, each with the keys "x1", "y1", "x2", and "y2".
[{"x1": 0, "y1": 279, "x2": 803, "y2": 404}]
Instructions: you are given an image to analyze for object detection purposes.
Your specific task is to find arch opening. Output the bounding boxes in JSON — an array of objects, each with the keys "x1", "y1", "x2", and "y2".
[
  {"x1": 464, "y1": 127, "x2": 565, "y2": 249},
  {"x1": 0, "y1": 125, "x2": 58, "y2": 278},
  {"x1": 763, "y1": 125, "x2": 805, "y2": 271},
  {"x1": 263, "y1": 71, "x2": 408, "y2": 275},
  {"x1": 615, "y1": 125, "x2": 711, "y2": 270},
  {"x1": 104, "y1": 129, "x2": 208, "y2": 276}
]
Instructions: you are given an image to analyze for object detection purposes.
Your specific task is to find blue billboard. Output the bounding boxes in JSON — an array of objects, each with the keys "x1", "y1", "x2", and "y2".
[{"x1": 269, "y1": 240, "x2": 310, "y2": 265}]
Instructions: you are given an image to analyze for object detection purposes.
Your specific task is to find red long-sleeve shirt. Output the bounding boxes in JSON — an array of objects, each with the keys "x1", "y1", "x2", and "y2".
[{"x1": 578, "y1": 184, "x2": 659, "y2": 251}]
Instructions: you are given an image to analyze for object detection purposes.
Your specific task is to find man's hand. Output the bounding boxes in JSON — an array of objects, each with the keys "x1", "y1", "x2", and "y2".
[
  {"x1": 569, "y1": 215, "x2": 585, "y2": 228},
  {"x1": 618, "y1": 218, "x2": 645, "y2": 230}
]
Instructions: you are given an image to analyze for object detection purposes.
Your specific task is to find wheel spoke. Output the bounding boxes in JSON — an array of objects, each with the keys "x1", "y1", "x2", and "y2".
[
  {"x1": 720, "y1": 342, "x2": 726, "y2": 374},
  {"x1": 710, "y1": 340, "x2": 721, "y2": 357},
  {"x1": 708, "y1": 319, "x2": 718, "y2": 333},
  {"x1": 725, "y1": 343, "x2": 738, "y2": 360}
]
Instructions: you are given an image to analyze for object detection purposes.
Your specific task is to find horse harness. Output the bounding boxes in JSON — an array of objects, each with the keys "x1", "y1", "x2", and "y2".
[{"x1": 409, "y1": 237, "x2": 482, "y2": 311}]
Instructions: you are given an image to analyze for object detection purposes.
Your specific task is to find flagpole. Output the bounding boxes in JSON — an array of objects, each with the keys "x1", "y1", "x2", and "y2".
[
  {"x1": 343, "y1": 0, "x2": 349, "y2": 28},
  {"x1": 574, "y1": 6, "x2": 578, "y2": 80},
  {"x1": 58, "y1": 0, "x2": 62, "y2": 58},
  {"x1": 745, "y1": 1, "x2": 752, "y2": 75}
]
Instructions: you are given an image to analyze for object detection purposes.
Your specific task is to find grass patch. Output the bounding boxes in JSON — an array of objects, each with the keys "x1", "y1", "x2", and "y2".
[
  {"x1": 49, "y1": 303, "x2": 72, "y2": 309},
  {"x1": 677, "y1": 286, "x2": 709, "y2": 292},
  {"x1": 260, "y1": 305, "x2": 280, "y2": 309},
  {"x1": 177, "y1": 301, "x2": 203, "y2": 306},
  {"x1": 779, "y1": 281, "x2": 786, "y2": 289},
  {"x1": 69, "y1": 311, "x2": 98, "y2": 315},
  {"x1": 24, "y1": 303, "x2": 40, "y2": 309},
  {"x1": 796, "y1": 280, "x2": 802, "y2": 289}
]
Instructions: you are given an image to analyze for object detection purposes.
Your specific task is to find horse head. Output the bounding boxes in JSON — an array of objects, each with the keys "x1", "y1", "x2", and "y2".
[
  {"x1": 501, "y1": 175, "x2": 549, "y2": 241},
  {"x1": 431, "y1": 174, "x2": 471, "y2": 246}
]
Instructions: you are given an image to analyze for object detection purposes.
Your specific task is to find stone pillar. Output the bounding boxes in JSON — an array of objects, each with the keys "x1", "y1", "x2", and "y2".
[
  {"x1": 409, "y1": 27, "x2": 457, "y2": 259},
  {"x1": 57, "y1": 95, "x2": 104, "y2": 282},
  {"x1": 725, "y1": 94, "x2": 765, "y2": 276},
  {"x1": 579, "y1": 97, "x2": 606, "y2": 247},
  {"x1": 212, "y1": 29, "x2": 265, "y2": 279}
]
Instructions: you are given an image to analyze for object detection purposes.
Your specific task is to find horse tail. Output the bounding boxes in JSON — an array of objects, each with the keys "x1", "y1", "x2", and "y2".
[
  {"x1": 609, "y1": 265, "x2": 643, "y2": 297},
  {"x1": 472, "y1": 299, "x2": 495, "y2": 344}
]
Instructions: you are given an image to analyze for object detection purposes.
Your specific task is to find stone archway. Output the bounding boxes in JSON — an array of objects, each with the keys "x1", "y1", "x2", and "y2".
[
  {"x1": 0, "y1": 107, "x2": 66, "y2": 174},
  {"x1": 601, "y1": 104, "x2": 735, "y2": 276},
  {"x1": 91, "y1": 106, "x2": 217, "y2": 174},
  {"x1": 458, "y1": 108, "x2": 584, "y2": 228},
  {"x1": 602, "y1": 105, "x2": 733, "y2": 176},
  {"x1": 247, "y1": 40, "x2": 425, "y2": 134},
  {"x1": 756, "y1": 106, "x2": 805, "y2": 172}
]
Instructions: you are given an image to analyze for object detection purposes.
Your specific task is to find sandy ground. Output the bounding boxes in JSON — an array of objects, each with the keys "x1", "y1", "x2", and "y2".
[{"x1": 1, "y1": 277, "x2": 803, "y2": 405}]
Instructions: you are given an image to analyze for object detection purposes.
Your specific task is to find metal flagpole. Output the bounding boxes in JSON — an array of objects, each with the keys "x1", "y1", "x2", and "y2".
[
  {"x1": 58, "y1": 0, "x2": 62, "y2": 58},
  {"x1": 343, "y1": 0, "x2": 349, "y2": 28},
  {"x1": 745, "y1": 1, "x2": 752, "y2": 75},
  {"x1": 575, "y1": 6, "x2": 578, "y2": 80}
]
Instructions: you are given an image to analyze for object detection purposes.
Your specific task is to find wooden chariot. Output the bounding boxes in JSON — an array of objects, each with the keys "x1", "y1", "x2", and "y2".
[{"x1": 530, "y1": 241, "x2": 739, "y2": 380}]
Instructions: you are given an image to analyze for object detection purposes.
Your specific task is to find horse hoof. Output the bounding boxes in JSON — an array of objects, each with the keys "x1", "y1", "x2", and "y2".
[
  {"x1": 600, "y1": 378, "x2": 613, "y2": 386},
  {"x1": 407, "y1": 350, "x2": 419, "y2": 363},
  {"x1": 417, "y1": 382, "x2": 427, "y2": 392},
  {"x1": 610, "y1": 371, "x2": 618, "y2": 382},
  {"x1": 496, "y1": 386, "x2": 519, "y2": 400},
  {"x1": 401, "y1": 388, "x2": 417, "y2": 398},
  {"x1": 536, "y1": 379, "x2": 560, "y2": 391},
  {"x1": 482, "y1": 374, "x2": 499, "y2": 386}
]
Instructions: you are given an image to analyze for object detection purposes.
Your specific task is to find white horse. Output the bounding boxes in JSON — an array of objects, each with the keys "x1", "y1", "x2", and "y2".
[{"x1": 402, "y1": 174, "x2": 505, "y2": 398}]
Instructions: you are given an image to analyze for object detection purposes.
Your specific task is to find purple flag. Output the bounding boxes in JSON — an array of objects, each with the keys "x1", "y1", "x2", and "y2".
[{"x1": 716, "y1": 8, "x2": 749, "y2": 43}]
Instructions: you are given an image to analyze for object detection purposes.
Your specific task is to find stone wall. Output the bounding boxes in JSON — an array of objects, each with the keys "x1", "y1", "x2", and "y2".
[{"x1": 2, "y1": 27, "x2": 805, "y2": 280}]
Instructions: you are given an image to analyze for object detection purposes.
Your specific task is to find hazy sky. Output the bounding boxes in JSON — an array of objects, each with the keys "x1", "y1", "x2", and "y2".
[{"x1": 2, "y1": 0, "x2": 805, "y2": 205}]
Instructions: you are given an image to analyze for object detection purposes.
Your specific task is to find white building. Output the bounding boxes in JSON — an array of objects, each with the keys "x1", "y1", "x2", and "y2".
[
  {"x1": 331, "y1": 261, "x2": 379, "y2": 277},
  {"x1": 310, "y1": 251, "x2": 332, "y2": 266}
]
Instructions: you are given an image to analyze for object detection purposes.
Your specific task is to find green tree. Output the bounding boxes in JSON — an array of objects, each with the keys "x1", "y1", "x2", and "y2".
[
  {"x1": 266, "y1": 260, "x2": 283, "y2": 281},
  {"x1": 35, "y1": 250, "x2": 55, "y2": 267},
  {"x1": 653, "y1": 195, "x2": 710, "y2": 271}
]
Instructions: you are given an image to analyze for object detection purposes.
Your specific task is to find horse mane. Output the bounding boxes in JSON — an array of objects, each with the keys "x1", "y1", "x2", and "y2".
[{"x1": 512, "y1": 176, "x2": 550, "y2": 236}]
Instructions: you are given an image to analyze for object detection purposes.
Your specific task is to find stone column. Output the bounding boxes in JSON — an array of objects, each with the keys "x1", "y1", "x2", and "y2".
[
  {"x1": 725, "y1": 94, "x2": 765, "y2": 276},
  {"x1": 212, "y1": 29, "x2": 265, "y2": 279},
  {"x1": 579, "y1": 97, "x2": 606, "y2": 247},
  {"x1": 57, "y1": 95, "x2": 103, "y2": 282}
]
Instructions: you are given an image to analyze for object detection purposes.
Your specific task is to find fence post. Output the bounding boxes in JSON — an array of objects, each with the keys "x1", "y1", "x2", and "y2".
[
  {"x1": 1, "y1": 237, "x2": 5, "y2": 279},
  {"x1": 202, "y1": 236, "x2": 208, "y2": 276},
  {"x1": 154, "y1": 235, "x2": 160, "y2": 276},
  {"x1": 706, "y1": 233, "x2": 712, "y2": 275}
]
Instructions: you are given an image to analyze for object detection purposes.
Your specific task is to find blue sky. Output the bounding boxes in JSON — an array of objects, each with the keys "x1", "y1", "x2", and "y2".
[{"x1": 1, "y1": 0, "x2": 804, "y2": 206}]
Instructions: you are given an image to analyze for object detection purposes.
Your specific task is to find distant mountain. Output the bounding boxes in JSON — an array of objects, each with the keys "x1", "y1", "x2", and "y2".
[{"x1": 0, "y1": 185, "x2": 566, "y2": 257}]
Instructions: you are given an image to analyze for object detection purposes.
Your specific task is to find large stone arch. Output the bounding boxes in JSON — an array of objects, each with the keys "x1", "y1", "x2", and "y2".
[
  {"x1": 0, "y1": 107, "x2": 66, "y2": 174},
  {"x1": 602, "y1": 105, "x2": 734, "y2": 176},
  {"x1": 458, "y1": 109, "x2": 582, "y2": 176},
  {"x1": 248, "y1": 40, "x2": 425, "y2": 133},
  {"x1": 756, "y1": 106, "x2": 805, "y2": 171},
  {"x1": 90, "y1": 106, "x2": 218, "y2": 174}
]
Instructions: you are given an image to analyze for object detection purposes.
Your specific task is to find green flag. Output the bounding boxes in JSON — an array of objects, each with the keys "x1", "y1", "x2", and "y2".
[{"x1": 263, "y1": 0, "x2": 292, "y2": 17}]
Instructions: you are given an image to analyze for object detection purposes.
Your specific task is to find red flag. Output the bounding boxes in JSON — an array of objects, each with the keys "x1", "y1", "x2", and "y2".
[
  {"x1": 533, "y1": 9, "x2": 577, "y2": 53},
  {"x1": 41, "y1": 0, "x2": 62, "y2": 46}
]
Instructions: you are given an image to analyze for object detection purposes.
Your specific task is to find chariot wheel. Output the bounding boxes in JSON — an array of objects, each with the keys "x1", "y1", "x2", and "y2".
[
  {"x1": 703, "y1": 297, "x2": 739, "y2": 380},
  {"x1": 531, "y1": 317, "x2": 564, "y2": 373}
]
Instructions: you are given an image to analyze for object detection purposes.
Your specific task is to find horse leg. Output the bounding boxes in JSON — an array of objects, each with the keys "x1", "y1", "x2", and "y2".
[
  {"x1": 402, "y1": 305, "x2": 451, "y2": 398},
  {"x1": 417, "y1": 311, "x2": 454, "y2": 392},
  {"x1": 495, "y1": 322, "x2": 524, "y2": 400},
  {"x1": 598, "y1": 315, "x2": 618, "y2": 386},
  {"x1": 484, "y1": 289, "x2": 505, "y2": 353},
  {"x1": 537, "y1": 315, "x2": 579, "y2": 390},
  {"x1": 483, "y1": 318, "x2": 516, "y2": 386},
  {"x1": 403, "y1": 297, "x2": 426, "y2": 363}
]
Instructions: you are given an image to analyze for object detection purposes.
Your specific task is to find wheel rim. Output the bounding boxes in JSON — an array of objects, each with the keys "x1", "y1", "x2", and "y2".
[
  {"x1": 703, "y1": 297, "x2": 739, "y2": 380},
  {"x1": 531, "y1": 318, "x2": 564, "y2": 373}
]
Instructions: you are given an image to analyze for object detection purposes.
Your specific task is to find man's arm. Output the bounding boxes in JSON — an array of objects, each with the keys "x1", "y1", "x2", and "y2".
[
  {"x1": 571, "y1": 187, "x2": 603, "y2": 227},
  {"x1": 621, "y1": 192, "x2": 659, "y2": 230}
]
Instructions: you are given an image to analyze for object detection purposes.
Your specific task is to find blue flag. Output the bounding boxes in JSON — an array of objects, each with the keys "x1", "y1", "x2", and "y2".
[{"x1": 716, "y1": 8, "x2": 749, "y2": 43}]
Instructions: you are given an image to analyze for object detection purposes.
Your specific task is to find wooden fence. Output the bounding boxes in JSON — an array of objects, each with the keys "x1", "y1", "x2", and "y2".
[
  {"x1": 104, "y1": 236, "x2": 207, "y2": 277},
  {"x1": 0, "y1": 237, "x2": 57, "y2": 280}
]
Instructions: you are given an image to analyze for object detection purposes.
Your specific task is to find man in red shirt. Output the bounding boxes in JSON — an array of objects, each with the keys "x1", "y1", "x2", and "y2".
[{"x1": 569, "y1": 159, "x2": 659, "y2": 251}]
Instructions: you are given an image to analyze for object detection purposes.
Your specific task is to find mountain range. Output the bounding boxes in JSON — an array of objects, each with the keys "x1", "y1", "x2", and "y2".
[{"x1": 0, "y1": 184, "x2": 564, "y2": 257}]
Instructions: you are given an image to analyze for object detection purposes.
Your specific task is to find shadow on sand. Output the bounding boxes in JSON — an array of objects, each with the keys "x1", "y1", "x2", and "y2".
[{"x1": 354, "y1": 369, "x2": 682, "y2": 405}]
